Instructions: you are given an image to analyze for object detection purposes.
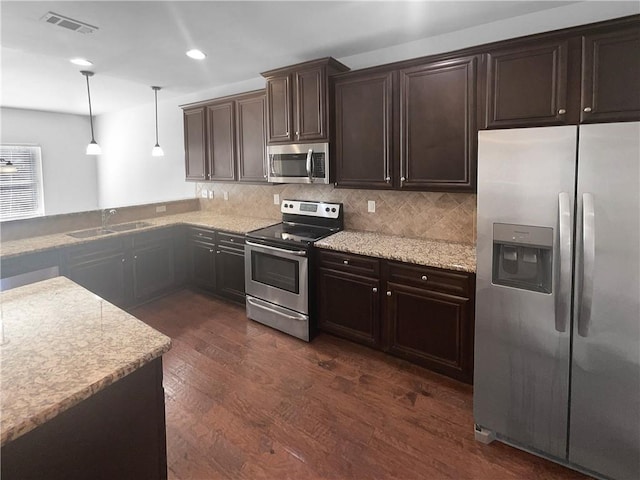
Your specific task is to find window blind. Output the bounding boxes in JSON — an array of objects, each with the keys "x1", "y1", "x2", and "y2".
[{"x1": 0, "y1": 145, "x2": 45, "y2": 221}]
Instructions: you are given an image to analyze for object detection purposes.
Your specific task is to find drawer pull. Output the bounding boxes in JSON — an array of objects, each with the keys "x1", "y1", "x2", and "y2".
[
  {"x1": 216, "y1": 250, "x2": 221, "y2": 254},
  {"x1": 372, "y1": 287, "x2": 377, "y2": 293},
  {"x1": 198, "y1": 232, "x2": 203, "y2": 236},
  {"x1": 230, "y1": 238, "x2": 234, "y2": 242},
  {"x1": 583, "y1": 107, "x2": 592, "y2": 113},
  {"x1": 386, "y1": 291, "x2": 392, "y2": 297},
  {"x1": 421, "y1": 275, "x2": 428, "y2": 281},
  {"x1": 558, "y1": 108, "x2": 566, "y2": 115},
  {"x1": 343, "y1": 260, "x2": 349, "y2": 265},
  {"x1": 121, "y1": 258, "x2": 125, "y2": 263},
  {"x1": 209, "y1": 249, "x2": 214, "y2": 253}
]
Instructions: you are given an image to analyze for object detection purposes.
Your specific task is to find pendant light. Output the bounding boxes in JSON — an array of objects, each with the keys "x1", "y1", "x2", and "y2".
[
  {"x1": 151, "y1": 86, "x2": 164, "y2": 157},
  {"x1": 81, "y1": 71, "x2": 101, "y2": 155},
  {"x1": 0, "y1": 159, "x2": 18, "y2": 174}
]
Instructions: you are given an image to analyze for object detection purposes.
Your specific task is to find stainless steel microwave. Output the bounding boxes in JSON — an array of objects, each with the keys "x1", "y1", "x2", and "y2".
[{"x1": 267, "y1": 143, "x2": 329, "y2": 184}]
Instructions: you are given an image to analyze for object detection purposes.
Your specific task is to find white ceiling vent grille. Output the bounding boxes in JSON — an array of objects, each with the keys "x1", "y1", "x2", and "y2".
[{"x1": 41, "y1": 12, "x2": 98, "y2": 34}]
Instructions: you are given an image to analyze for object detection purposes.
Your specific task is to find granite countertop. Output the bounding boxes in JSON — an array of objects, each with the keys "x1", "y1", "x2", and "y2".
[
  {"x1": 0, "y1": 276, "x2": 172, "y2": 446},
  {"x1": 315, "y1": 230, "x2": 476, "y2": 273},
  {"x1": 0, "y1": 212, "x2": 278, "y2": 259}
]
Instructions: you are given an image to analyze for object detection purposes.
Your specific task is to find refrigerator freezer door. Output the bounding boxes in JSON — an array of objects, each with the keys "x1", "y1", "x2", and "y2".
[
  {"x1": 569, "y1": 122, "x2": 640, "y2": 480},
  {"x1": 474, "y1": 126, "x2": 577, "y2": 458}
]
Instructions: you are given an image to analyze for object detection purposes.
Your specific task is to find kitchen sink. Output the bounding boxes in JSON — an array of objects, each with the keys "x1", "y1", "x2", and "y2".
[
  {"x1": 107, "y1": 221, "x2": 153, "y2": 232},
  {"x1": 67, "y1": 222, "x2": 153, "y2": 238},
  {"x1": 67, "y1": 228, "x2": 115, "y2": 239}
]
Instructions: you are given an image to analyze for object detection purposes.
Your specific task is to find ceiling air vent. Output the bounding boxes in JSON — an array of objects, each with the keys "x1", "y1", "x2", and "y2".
[{"x1": 41, "y1": 12, "x2": 98, "y2": 34}]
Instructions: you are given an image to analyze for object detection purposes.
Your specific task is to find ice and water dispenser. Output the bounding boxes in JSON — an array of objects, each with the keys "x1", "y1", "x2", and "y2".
[{"x1": 492, "y1": 223, "x2": 553, "y2": 293}]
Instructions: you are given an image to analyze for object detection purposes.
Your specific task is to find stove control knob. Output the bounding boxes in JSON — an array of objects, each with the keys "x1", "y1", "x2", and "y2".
[
  {"x1": 325, "y1": 207, "x2": 330, "y2": 212},
  {"x1": 331, "y1": 208, "x2": 336, "y2": 212}
]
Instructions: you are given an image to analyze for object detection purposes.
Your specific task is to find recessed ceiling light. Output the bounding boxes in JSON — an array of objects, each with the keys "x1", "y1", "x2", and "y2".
[
  {"x1": 186, "y1": 49, "x2": 206, "y2": 60},
  {"x1": 71, "y1": 58, "x2": 93, "y2": 66}
]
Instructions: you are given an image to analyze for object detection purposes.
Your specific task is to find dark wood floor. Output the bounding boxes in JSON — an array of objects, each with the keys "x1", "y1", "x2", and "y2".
[{"x1": 131, "y1": 289, "x2": 589, "y2": 480}]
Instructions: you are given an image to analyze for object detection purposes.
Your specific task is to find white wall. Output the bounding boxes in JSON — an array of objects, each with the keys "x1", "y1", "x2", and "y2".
[{"x1": 0, "y1": 107, "x2": 99, "y2": 215}]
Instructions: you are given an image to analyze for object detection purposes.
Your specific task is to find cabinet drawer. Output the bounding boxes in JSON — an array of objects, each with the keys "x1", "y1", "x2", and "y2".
[
  {"x1": 64, "y1": 237, "x2": 126, "y2": 265},
  {"x1": 188, "y1": 227, "x2": 215, "y2": 244},
  {"x1": 317, "y1": 249, "x2": 380, "y2": 277},
  {"x1": 217, "y1": 231, "x2": 245, "y2": 249},
  {"x1": 386, "y1": 262, "x2": 471, "y2": 297}
]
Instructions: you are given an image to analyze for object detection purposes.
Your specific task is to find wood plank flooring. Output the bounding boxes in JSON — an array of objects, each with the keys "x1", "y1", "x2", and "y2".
[{"x1": 131, "y1": 289, "x2": 589, "y2": 480}]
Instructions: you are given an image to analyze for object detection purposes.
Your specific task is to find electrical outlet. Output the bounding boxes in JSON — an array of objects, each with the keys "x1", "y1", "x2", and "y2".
[
  {"x1": 274, "y1": 194, "x2": 280, "y2": 205},
  {"x1": 223, "y1": 191, "x2": 229, "y2": 201},
  {"x1": 208, "y1": 190, "x2": 213, "y2": 199},
  {"x1": 367, "y1": 200, "x2": 376, "y2": 213},
  {"x1": 155, "y1": 205, "x2": 167, "y2": 213},
  {"x1": 201, "y1": 190, "x2": 208, "y2": 198}
]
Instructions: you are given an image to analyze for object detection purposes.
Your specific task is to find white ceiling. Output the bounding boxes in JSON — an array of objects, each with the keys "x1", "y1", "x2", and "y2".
[{"x1": 0, "y1": 1, "x2": 637, "y2": 116}]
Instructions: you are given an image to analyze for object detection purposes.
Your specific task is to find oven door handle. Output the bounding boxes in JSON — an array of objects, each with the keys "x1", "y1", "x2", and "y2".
[
  {"x1": 306, "y1": 149, "x2": 314, "y2": 183},
  {"x1": 245, "y1": 240, "x2": 307, "y2": 257}
]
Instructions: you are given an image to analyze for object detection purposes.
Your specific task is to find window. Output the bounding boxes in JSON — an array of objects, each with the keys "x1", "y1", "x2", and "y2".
[{"x1": 0, "y1": 145, "x2": 45, "y2": 221}]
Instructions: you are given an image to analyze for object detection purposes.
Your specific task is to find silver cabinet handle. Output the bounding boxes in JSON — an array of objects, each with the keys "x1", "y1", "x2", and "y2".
[
  {"x1": 230, "y1": 238, "x2": 234, "y2": 242},
  {"x1": 556, "y1": 192, "x2": 571, "y2": 333},
  {"x1": 296, "y1": 131, "x2": 300, "y2": 136},
  {"x1": 209, "y1": 249, "x2": 213, "y2": 253},
  {"x1": 372, "y1": 287, "x2": 377, "y2": 293},
  {"x1": 400, "y1": 176, "x2": 406, "y2": 182},
  {"x1": 198, "y1": 232, "x2": 203, "y2": 236},
  {"x1": 121, "y1": 258, "x2": 125, "y2": 263},
  {"x1": 583, "y1": 107, "x2": 592, "y2": 113},
  {"x1": 385, "y1": 176, "x2": 391, "y2": 182},
  {"x1": 343, "y1": 260, "x2": 349, "y2": 265},
  {"x1": 421, "y1": 275, "x2": 428, "y2": 281},
  {"x1": 558, "y1": 109, "x2": 566, "y2": 115},
  {"x1": 386, "y1": 291, "x2": 391, "y2": 297},
  {"x1": 216, "y1": 250, "x2": 221, "y2": 254},
  {"x1": 579, "y1": 193, "x2": 595, "y2": 337}
]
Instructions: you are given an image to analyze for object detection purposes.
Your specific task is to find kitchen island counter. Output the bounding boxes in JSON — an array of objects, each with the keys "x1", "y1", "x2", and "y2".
[
  {"x1": 0, "y1": 276, "x2": 171, "y2": 447},
  {"x1": 315, "y1": 230, "x2": 476, "y2": 273}
]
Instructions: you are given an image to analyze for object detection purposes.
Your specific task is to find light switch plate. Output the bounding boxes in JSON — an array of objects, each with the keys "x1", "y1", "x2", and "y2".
[
  {"x1": 201, "y1": 190, "x2": 208, "y2": 198},
  {"x1": 367, "y1": 200, "x2": 376, "y2": 213},
  {"x1": 208, "y1": 190, "x2": 213, "y2": 199},
  {"x1": 223, "y1": 191, "x2": 229, "y2": 201},
  {"x1": 274, "y1": 194, "x2": 280, "y2": 205}
]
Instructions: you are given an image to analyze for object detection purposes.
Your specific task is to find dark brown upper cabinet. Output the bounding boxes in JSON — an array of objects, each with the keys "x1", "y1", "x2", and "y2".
[
  {"x1": 485, "y1": 41, "x2": 568, "y2": 128},
  {"x1": 182, "y1": 90, "x2": 267, "y2": 183},
  {"x1": 399, "y1": 56, "x2": 478, "y2": 191},
  {"x1": 334, "y1": 71, "x2": 394, "y2": 189},
  {"x1": 183, "y1": 107, "x2": 207, "y2": 181},
  {"x1": 206, "y1": 100, "x2": 236, "y2": 181},
  {"x1": 262, "y1": 57, "x2": 349, "y2": 145},
  {"x1": 581, "y1": 26, "x2": 640, "y2": 123},
  {"x1": 235, "y1": 92, "x2": 267, "y2": 182}
]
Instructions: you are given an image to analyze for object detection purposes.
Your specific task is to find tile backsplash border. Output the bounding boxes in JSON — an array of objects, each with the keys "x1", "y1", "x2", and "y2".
[{"x1": 197, "y1": 183, "x2": 476, "y2": 244}]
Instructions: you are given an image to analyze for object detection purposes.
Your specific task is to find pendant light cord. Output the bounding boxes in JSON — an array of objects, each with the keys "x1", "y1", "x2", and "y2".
[
  {"x1": 84, "y1": 74, "x2": 96, "y2": 142},
  {"x1": 154, "y1": 88, "x2": 159, "y2": 145}
]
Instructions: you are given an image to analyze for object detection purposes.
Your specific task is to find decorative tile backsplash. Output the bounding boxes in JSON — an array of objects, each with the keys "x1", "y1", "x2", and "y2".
[{"x1": 197, "y1": 183, "x2": 476, "y2": 244}]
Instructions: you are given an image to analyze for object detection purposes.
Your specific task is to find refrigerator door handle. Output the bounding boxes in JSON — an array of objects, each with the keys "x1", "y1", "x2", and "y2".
[
  {"x1": 579, "y1": 192, "x2": 595, "y2": 337},
  {"x1": 556, "y1": 192, "x2": 572, "y2": 332}
]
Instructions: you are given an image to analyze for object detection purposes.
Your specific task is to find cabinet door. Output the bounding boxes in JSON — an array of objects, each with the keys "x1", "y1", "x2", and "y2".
[
  {"x1": 318, "y1": 268, "x2": 381, "y2": 348},
  {"x1": 384, "y1": 282, "x2": 472, "y2": 383},
  {"x1": 334, "y1": 71, "x2": 394, "y2": 189},
  {"x1": 400, "y1": 56, "x2": 477, "y2": 191},
  {"x1": 132, "y1": 236, "x2": 175, "y2": 303},
  {"x1": 266, "y1": 74, "x2": 293, "y2": 143},
  {"x1": 295, "y1": 66, "x2": 326, "y2": 141},
  {"x1": 66, "y1": 253, "x2": 129, "y2": 307},
  {"x1": 485, "y1": 41, "x2": 568, "y2": 128},
  {"x1": 215, "y1": 246, "x2": 245, "y2": 304},
  {"x1": 206, "y1": 101, "x2": 236, "y2": 181},
  {"x1": 189, "y1": 240, "x2": 216, "y2": 291},
  {"x1": 184, "y1": 107, "x2": 207, "y2": 181},
  {"x1": 236, "y1": 92, "x2": 267, "y2": 183},
  {"x1": 581, "y1": 27, "x2": 640, "y2": 123}
]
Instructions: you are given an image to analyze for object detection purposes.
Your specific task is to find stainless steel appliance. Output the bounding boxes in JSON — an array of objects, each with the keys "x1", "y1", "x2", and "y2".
[
  {"x1": 245, "y1": 199, "x2": 343, "y2": 341},
  {"x1": 474, "y1": 122, "x2": 640, "y2": 480},
  {"x1": 267, "y1": 143, "x2": 330, "y2": 184}
]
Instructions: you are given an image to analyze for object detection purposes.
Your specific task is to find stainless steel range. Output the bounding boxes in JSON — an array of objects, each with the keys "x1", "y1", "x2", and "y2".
[{"x1": 245, "y1": 199, "x2": 343, "y2": 341}]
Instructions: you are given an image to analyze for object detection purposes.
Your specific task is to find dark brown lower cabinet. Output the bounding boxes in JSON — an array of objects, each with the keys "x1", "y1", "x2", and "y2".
[
  {"x1": 317, "y1": 268, "x2": 381, "y2": 348},
  {"x1": 215, "y1": 245, "x2": 245, "y2": 304},
  {"x1": 132, "y1": 230, "x2": 176, "y2": 303},
  {"x1": 189, "y1": 240, "x2": 217, "y2": 292},
  {"x1": 1, "y1": 358, "x2": 167, "y2": 480},
  {"x1": 317, "y1": 249, "x2": 475, "y2": 383}
]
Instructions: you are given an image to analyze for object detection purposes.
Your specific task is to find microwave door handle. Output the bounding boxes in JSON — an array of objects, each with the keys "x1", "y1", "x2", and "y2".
[{"x1": 306, "y1": 149, "x2": 313, "y2": 183}]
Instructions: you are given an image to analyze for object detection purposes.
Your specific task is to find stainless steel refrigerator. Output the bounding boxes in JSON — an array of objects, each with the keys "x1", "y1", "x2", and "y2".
[{"x1": 474, "y1": 122, "x2": 640, "y2": 480}]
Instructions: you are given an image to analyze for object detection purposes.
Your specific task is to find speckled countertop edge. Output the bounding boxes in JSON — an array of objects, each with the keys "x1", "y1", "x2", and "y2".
[
  {"x1": 0, "y1": 277, "x2": 172, "y2": 446},
  {"x1": 315, "y1": 230, "x2": 476, "y2": 273},
  {"x1": 0, "y1": 212, "x2": 278, "y2": 259}
]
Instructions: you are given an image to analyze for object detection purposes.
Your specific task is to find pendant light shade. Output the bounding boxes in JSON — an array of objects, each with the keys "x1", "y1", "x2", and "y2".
[
  {"x1": 81, "y1": 71, "x2": 101, "y2": 155},
  {"x1": 0, "y1": 159, "x2": 18, "y2": 174},
  {"x1": 151, "y1": 86, "x2": 164, "y2": 157}
]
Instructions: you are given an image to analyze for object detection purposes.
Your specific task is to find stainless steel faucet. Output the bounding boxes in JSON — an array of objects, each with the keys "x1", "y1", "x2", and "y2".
[{"x1": 101, "y1": 209, "x2": 117, "y2": 229}]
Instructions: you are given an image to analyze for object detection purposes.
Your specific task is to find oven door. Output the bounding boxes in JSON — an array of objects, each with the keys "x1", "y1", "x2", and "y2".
[{"x1": 244, "y1": 240, "x2": 309, "y2": 314}]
